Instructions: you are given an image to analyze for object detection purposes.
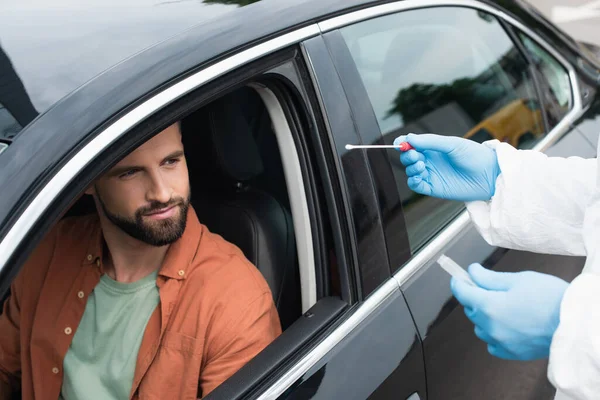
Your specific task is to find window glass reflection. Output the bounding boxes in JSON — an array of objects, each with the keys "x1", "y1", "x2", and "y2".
[
  {"x1": 341, "y1": 7, "x2": 547, "y2": 251},
  {"x1": 519, "y1": 32, "x2": 572, "y2": 130}
]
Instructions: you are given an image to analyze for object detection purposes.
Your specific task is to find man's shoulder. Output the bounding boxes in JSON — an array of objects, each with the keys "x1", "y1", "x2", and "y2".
[
  {"x1": 28, "y1": 214, "x2": 98, "y2": 256},
  {"x1": 17, "y1": 214, "x2": 99, "y2": 286},
  {"x1": 185, "y1": 226, "x2": 271, "y2": 298},
  {"x1": 41, "y1": 214, "x2": 99, "y2": 254},
  {"x1": 55, "y1": 214, "x2": 99, "y2": 237}
]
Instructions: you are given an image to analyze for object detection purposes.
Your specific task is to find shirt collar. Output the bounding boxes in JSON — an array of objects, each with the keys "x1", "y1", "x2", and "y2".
[
  {"x1": 82, "y1": 206, "x2": 203, "y2": 281},
  {"x1": 83, "y1": 217, "x2": 104, "y2": 270},
  {"x1": 158, "y1": 206, "x2": 202, "y2": 281}
]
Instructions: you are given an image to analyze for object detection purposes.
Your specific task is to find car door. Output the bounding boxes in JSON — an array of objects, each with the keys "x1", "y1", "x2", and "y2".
[
  {"x1": 0, "y1": 14, "x2": 425, "y2": 400},
  {"x1": 200, "y1": 35, "x2": 428, "y2": 400},
  {"x1": 245, "y1": 34, "x2": 427, "y2": 400},
  {"x1": 320, "y1": 1, "x2": 598, "y2": 399}
]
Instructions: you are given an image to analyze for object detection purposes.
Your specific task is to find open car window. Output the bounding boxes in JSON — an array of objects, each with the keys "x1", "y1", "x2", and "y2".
[{"x1": 0, "y1": 54, "x2": 350, "y2": 398}]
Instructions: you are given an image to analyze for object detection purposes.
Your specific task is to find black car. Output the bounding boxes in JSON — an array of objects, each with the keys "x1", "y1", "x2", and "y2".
[{"x1": 1, "y1": 0, "x2": 599, "y2": 399}]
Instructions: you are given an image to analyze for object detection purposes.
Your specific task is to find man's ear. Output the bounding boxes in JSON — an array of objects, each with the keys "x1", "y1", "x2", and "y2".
[{"x1": 84, "y1": 184, "x2": 96, "y2": 196}]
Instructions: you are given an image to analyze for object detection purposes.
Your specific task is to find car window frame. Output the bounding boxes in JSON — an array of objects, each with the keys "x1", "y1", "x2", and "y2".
[
  {"x1": 0, "y1": 26, "x2": 320, "y2": 289},
  {"x1": 515, "y1": 29, "x2": 575, "y2": 124},
  {"x1": 241, "y1": 2, "x2": 587, "y2": 399},
  {"x1": 0, "y1": 28, "x2": 367, "y2": 399},
  {"x1": 208, "y1": 33, "x2": 399, "y2": 399},
  {"x1": 498, "y1": 18, "x2": 556, "y2": 134},
  {"x1": 321, "y1": 28, "x2": 412, "y2": 279}
]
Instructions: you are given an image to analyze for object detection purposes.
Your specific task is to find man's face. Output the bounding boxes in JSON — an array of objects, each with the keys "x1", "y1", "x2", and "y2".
[{"x1": 88, "y1": 123, "x2": 191, "y2": 246}]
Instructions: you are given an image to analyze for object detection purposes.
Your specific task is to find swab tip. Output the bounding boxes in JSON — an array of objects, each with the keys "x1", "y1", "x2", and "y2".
[{"x1": 345, "y1": 144, "x2": 354, "y2": 150}]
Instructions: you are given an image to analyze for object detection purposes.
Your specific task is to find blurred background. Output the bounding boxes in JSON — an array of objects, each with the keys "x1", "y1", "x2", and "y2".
[{"x1": 526, "y1": 0, "x2": 600, "y2": 46}]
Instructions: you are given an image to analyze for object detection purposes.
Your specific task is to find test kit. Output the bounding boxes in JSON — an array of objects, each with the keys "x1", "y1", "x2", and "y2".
[
  {"x1": 345, "y1": 143, "x2": 414, "y2": 151},
  {"x1": 437, "y1": 254, "x2": 476, "y2": 286}
]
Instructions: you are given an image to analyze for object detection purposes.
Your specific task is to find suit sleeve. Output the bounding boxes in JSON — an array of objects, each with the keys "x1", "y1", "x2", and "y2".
[
  {"x1": 466, "y1": 141, "x2": 597, "y2": 256},
  {"x1": 547, "y1": 273, "x2": 600, "y2": 399}
]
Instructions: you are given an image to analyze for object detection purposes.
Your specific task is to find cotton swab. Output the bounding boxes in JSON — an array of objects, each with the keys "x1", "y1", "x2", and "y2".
[
  {"x1": 345, "y1": 143, "x2": 414, "y2": 151},
  {"x1": 437, "y1": 254, "x2": 476, "y2": 286}
]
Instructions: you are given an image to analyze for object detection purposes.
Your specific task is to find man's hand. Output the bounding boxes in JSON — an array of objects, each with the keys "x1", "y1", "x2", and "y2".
[{"x1": 451, "y1": 263, "x2": 569, "y2": 360}]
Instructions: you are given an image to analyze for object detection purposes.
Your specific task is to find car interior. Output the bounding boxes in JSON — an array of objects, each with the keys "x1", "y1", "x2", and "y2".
[
  {"x1": 61, "y1": 85, "x2": 305, "y2": 331},
  {"x1": 181, "y1": 86, "x2": 301, "y2": 330}
]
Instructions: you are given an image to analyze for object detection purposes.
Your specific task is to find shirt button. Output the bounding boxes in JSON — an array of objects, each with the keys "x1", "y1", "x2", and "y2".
[
  {"x1": 64, "y1": 327, "x2": 72, "y2": 335},
  {"x1": 77, "y1": 291, "x2": 84, "y2": 299},
  {"x1": 52, "y1": 367, "x2": 59, "y2": 374},
  {"x1": 87, "y1": 254, "x2": 93, "y2": 261},
  {"x1": 178, "y1": 270, "x2": 185, "y2": 276}
]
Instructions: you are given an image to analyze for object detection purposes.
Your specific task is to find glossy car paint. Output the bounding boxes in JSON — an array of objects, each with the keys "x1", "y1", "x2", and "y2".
[
  {"x1": 289, "y1": 35, "x2": 426, "y2": 399},
  {"x1": 572, "y1": 89, "x2": 600, "y2": 150},
  {"x1": 282, "y1": 288, "x2": 424, "y2": 400},
  {"x1": 320, "y1": 30, "x2": 413, "y2": 279},
  {"x1": 330, "y1": 3, "x2": 600, "y2": 400},
  {"x1": 401, "y1": 110, "x2": 598, "y2": 397},
  {"x1": 0, "y1": 0, "x2": 598, "y2": 399},
  {"x1": 303, "y1": 36, "x2": 394, "y2": 299},
  {"x1": 319, "y1": 1, "x2": 600, "y2": 399}
]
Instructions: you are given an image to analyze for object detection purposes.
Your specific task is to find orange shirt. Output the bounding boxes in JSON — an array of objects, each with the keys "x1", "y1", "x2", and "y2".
[{"x1": 0, "y1": 207, "x2": 282, "y2": 399}]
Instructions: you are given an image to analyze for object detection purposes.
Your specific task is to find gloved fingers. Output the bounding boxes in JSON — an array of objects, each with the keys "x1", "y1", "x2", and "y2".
[
  {"x1": 463, "y1": 305, "x2": 487, "y2": 328},
  {"x1": 407, "y1": 175, "x2": 432, "y2": 196},
  {"x1": 393, "y1": 135, "x2": 406, "y2": 149},
  {"x1": 487, "y1": 344, "x2": 518, "y2": 360},
  {"x1": 474, "y1": 325, "x2": 498, "y2": 346},
  {"x1": 405, "y1": 160, "x2": 426, "y2": 177},
  {"x1": 450, "y1": 277, "x2": 488, "y2": 311},
  {"x1": 405, "y1": 133, "x2": 463, "y2": 154},
  {"x1": 399, "y1": 149, "x2": 425, "y2": 166},
  {"x1": 468, "y1": 263, "x2": 515, "y2": 291}
]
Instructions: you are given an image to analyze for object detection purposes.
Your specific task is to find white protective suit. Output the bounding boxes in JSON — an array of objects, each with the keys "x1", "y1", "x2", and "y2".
[{"x1": 465, "y1": 139, "x2": 599, "y2": 400}]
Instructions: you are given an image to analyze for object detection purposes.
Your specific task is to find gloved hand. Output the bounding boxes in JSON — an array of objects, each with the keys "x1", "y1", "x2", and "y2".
[
  {"x1": 394, "y1": 133, "x2": 501, "y2": 202},
  {"x1": 451, "y1": 263, "x2": 569, "y2": 361}
]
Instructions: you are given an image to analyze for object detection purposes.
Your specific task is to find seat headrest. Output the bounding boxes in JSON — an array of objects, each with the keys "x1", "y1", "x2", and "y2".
[{"x1": 186, "y1": 90, "x2": 264, "y2": 183}]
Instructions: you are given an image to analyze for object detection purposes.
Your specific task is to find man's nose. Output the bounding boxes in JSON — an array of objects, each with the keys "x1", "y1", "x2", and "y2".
[{"x1": 147, "y1": 171, "x2": 172, "y2": 204}]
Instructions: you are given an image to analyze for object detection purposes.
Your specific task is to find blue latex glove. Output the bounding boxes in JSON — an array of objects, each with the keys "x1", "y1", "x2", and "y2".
[
  {"x1": 394, "y1": 133, "x2": 501, "y2": 202},
  {"x1": 451, "y1": 263, "x2": 569, "y2": 361}
]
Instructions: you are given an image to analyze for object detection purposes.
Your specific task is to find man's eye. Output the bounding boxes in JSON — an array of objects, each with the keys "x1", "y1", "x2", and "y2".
[
  {"x1": 165, "y1": 158, "x2": 179, "y2": 166},
  {"x1": 119, "y1": 169, "x2": 138, "y2": 178}
]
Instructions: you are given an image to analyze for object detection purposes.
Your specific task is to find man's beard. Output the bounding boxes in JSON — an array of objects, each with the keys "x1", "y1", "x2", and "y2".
[{"x1": 97, "y1": 190, "x2": 191, "y2": 247}]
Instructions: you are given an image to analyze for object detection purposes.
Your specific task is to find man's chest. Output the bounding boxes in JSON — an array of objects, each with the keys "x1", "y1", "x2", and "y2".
[
  {"x1": 25, "y1": 265, "x2": 206, "y2": 400},
  {"x1": 60, "y1": 275, "x2": 161, "y2": 399}
]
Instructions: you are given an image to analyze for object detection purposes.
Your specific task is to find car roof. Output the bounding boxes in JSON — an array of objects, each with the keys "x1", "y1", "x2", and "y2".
[
  {"x1": 0, "y1": 0, "x2": 561, "y2": 124},
  {"x1": 0, "y1": 0, "x2": 372, "y2": 118},
  {"x1": 0, "y1": 0, "x2": 379, "y2": 224}
]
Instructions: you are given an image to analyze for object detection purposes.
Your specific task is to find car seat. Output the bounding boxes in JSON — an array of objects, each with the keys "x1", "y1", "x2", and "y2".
[{"x1": 181, "y1": 88, "x2": 301, "y2": 330}]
